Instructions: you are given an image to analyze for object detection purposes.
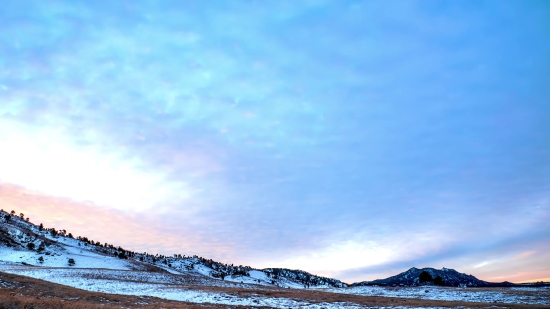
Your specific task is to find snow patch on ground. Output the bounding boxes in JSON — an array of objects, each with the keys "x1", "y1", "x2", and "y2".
[
  {"x1": 0, "y1": 246, "x2": 130, "y2": 270},
  {"x1": 0, "y1": 227, "x2": 137, "y2": 270},
  {"x1": 3, "y1": 265, "x2": 548, "y2": 308},
  {"x1": 0, "y1": 266, "x2": 361, "y2": 308},
  {"x1": 325, "y1": 285, "x2": 550, "y2": 305}
]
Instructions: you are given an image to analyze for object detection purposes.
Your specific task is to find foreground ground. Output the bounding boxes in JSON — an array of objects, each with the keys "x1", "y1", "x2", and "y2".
[{"x1": 1, "y1": 270, "x2": 549, "y2": 309}]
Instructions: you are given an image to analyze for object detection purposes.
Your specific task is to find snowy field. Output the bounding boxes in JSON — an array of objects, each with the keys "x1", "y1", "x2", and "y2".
[
  {"x1": 0, "y1": 265, "x2": 396, "y2": 309},
  {"x1": 1, "y1": 264, "x2": 549, "y2": 308},
  {"x1": 326, "y1": 285, "x2": 550, "y2": 305}
]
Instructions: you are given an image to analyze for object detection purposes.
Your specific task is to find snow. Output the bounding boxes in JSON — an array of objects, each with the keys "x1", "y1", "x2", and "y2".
[
  {"x1": 0, "y1": 266, "x2": 368, "y2": 308},
  {"x1": 0, "y1": 241, "x2": 136, "y2": 270},
  {"x1": 192, "y1": 263, "x2": 214, "y2": 276},
  {"x1": 154, "y1": 264, "x2": 184, "y2": 274},
  {"x1": 3, "y1": 263, "x2": 548, "y2": 308},
  {"x1": 324, "y1": 285, "x2": 550, "y2": 305}
]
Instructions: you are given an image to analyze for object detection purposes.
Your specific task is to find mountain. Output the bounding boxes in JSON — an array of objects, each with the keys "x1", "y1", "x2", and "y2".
[
  {"x1": 352, "y1": 267, "x2": 515, "y2": 287},
  {"x1": 0, "y1": 209, "x2": 346, "y2": 288}
]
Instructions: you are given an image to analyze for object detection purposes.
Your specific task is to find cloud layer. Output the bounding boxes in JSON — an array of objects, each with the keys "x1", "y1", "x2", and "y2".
[{"x1": 0, "y1": 0, "x2": 549, "y2": 282}]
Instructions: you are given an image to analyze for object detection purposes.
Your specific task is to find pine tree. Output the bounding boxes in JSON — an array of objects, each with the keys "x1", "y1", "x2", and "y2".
[{"x1": 419, "y1": 271, "x2": 433, "y2": 284}]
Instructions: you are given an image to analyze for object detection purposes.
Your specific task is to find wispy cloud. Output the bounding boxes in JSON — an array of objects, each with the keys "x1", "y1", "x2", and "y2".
[{"x1": 0, "y1": 0, "x2": 549, "y2": 282}]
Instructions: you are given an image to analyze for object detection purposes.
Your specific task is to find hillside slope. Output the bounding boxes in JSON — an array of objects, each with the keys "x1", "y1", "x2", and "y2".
[{"x1": 0, "y1": 209, "x2": 346, "y2": 288}]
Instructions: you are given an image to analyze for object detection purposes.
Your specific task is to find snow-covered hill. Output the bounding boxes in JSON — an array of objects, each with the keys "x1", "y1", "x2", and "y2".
[{"x1": 0, "y1": 209, "x2": 346, "y2": 289}]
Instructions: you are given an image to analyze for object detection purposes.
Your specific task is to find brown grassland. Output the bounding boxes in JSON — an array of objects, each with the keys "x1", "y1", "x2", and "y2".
[{"x1": 1, "y1": 271, "x2": 549, "y2": 309}]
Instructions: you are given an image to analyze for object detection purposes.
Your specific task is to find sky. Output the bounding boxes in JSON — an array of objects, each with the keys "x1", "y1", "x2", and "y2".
[{"x1": 0, "y1": 0, "x2": 549, "y2": 283}]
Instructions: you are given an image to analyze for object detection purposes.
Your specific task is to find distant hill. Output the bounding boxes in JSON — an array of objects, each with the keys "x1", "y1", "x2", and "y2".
[{"x1": 352, "y1": 267, "x2": 516, "y2": 287}]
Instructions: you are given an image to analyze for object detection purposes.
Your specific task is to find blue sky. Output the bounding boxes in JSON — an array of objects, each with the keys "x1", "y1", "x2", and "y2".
[{"x1": 0, "y1": 0, "x2": 549, "y2": 282}]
